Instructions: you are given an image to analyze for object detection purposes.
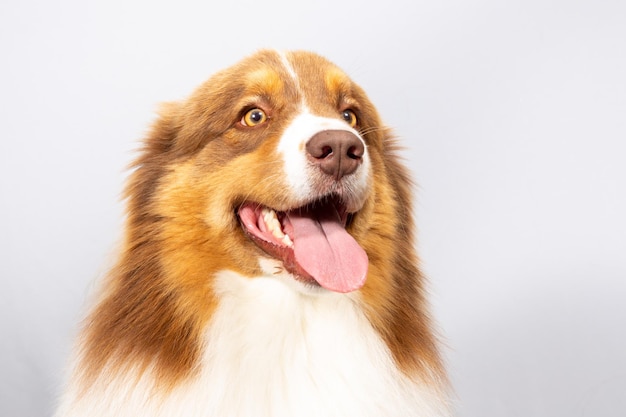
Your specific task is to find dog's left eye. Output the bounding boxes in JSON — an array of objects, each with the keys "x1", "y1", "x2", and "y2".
[
  {"x1": 341, "y1": 109, "x2": 358, "y2": 128},
  {"x1": 241, "y1": 108, "x2": 268, "y2": 127}
]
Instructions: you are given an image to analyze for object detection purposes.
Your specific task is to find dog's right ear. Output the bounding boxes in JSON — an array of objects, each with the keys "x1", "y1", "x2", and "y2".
[
  {"x1": 140, "y1": 102, "x2": 182, "y2": 159},
  {"x1": 125, "y1": 102, "x2": 181, "y2": 216},
  {"x1": 143, "y1": 97, "x2": 228, "y2": 160}
]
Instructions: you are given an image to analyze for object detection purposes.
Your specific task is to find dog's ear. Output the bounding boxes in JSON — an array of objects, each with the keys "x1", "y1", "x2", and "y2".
[
  {"x1": 142, "y1": 102, "x2": 182, "y2": 157},
  {"x1": 138, "y1": 101, "x2": 213, "y2": 161},
  {"x1": 124, "y1": 102, "x2": 182, "y2": 217},
  {"x1": 125, "y1": 92, "x2": 234, "y2": 215}
]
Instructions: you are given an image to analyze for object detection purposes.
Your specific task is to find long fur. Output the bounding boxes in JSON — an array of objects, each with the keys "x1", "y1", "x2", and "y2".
[{"x1": 55, "y1": 50, "x2": 450, "y2": 417}]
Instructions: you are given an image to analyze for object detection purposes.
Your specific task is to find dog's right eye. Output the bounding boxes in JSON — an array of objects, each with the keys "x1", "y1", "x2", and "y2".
[
  {"x1": 341, "y1": 109, "x2": 358, "y2": 128},
  {"x1": 241, "y1": 108, "x2": 268, "y2": 127}
]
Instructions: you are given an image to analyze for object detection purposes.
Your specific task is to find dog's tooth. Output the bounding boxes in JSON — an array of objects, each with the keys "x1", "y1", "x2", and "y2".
[
  {"x1": 269, "y1": 217, "x2": 286, "y2": 239},
  {"x1": 260, "y1": 207, "x2": 289, "y2": 242},
  {"x1": 262, "y1": 208, "x2": 275, "y2": 224},
  {"x1": 282, "y1": 234, "x2": 294, "y2": 247},
  {"x1": 271, "y1": 227, "x2": 286, "y2": 240},
  {"x1": 259, "y1": 207, "x2": 293, "y2": 247},
  {"x1": 262, "y1": 209, "x2": 277, "y2": 230}
]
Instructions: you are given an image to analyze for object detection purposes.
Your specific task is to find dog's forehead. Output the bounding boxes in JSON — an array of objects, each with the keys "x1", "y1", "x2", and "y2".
[
  {"x1": 282, "y1": 51, "x2": 354, "y2": 108},
  {"x1": 278, "y1": 51, "x2": 350, "y2": 87},
  {"x1": 237, "y1": 50, "x2": 354, "y2": 113},
  {"x1": 242, "y1": 66, "x2": 286, "y2": 95}
]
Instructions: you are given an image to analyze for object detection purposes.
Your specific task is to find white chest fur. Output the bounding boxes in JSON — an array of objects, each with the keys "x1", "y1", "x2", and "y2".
[{"x1": 57, "y1": 271, "x2": 447, "y2": 417}]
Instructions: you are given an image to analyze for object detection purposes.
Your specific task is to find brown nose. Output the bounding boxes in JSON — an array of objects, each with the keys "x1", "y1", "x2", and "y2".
[{"x1": 305, "y1": 130, "x2": 364, "y2": 180}]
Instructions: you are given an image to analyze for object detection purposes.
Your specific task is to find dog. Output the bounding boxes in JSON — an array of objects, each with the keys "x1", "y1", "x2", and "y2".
[{"x1": 55, "y1": 50, "x2": 451, "y2": 417}]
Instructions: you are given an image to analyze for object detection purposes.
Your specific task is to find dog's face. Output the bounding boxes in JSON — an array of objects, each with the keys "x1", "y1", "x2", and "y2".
[{"x1": 128, "y1": 50, "x2": 401, "y2": 297}]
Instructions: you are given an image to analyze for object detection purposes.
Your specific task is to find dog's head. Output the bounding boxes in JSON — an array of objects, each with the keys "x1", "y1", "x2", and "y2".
[
  {"x1": 83, "y1": 50, "x2": 441, "y2": 387},
  {"x1": 127, "y1": 50, "x2": 406, "y2": 295}
]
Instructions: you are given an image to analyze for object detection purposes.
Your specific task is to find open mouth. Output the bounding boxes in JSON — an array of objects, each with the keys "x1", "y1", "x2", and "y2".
[{"x1": 237, "y1": 197, "x2": 368, "y2": 293}]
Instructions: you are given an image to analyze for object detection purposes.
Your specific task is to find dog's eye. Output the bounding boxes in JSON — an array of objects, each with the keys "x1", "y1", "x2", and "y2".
[
  {"x1": 341, "y1": 109, "x2": 358, "y2": 128},
  {"x1": 241, "y1": 108, "x2": 268, "y2": 127}
]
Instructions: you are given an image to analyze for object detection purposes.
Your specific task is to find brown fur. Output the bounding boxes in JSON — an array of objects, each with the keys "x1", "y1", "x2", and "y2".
[{"x1": 78, "y1": 50, "x2": 446, "y2": 393}]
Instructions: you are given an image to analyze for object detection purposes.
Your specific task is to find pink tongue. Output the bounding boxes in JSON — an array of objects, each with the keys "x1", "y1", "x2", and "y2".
[{"x1": 288, "y1": 206, "x2": 368, "y2": 293}]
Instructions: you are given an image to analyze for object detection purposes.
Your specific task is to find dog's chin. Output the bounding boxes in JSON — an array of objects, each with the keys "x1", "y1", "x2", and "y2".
[
  {"x1": 256, "y1": 257, "x2": 331, "y2": 296},
  {"x1": 237, "y1": 195, "x2": 368, "y2": 293}
]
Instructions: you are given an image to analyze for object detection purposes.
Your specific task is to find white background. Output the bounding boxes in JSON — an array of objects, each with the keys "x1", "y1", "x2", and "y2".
[{"x1": 1, "y1": 1, "x2": 625, "y2": 416}]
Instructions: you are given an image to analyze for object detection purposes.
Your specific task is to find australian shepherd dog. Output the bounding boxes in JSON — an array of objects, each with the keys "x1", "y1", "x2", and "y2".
[{"x1": 55, "y1": 50, "x2": 451, "y2": 417}]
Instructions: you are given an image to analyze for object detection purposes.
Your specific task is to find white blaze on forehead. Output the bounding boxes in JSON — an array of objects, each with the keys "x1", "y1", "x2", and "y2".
[
  {"x1": 277, "y1": 111, "x2": 368, "y2": 201},
  {"x1": 277, "y1": 50, "x2": 299, "y2": 88}
]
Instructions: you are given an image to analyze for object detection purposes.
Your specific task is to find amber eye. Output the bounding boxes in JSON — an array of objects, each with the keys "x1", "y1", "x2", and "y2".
[
  {"x1": 341, "y1": 109, "x2": 358, "y2": 128},
  {"x1": 241, "y1": 108, "x2": 268, "y2": 127}
]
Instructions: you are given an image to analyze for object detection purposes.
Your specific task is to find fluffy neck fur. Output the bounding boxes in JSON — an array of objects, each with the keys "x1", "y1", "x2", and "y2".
[{"x1": 57, "y1": 270, "x2": 449, "y2": 417}]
